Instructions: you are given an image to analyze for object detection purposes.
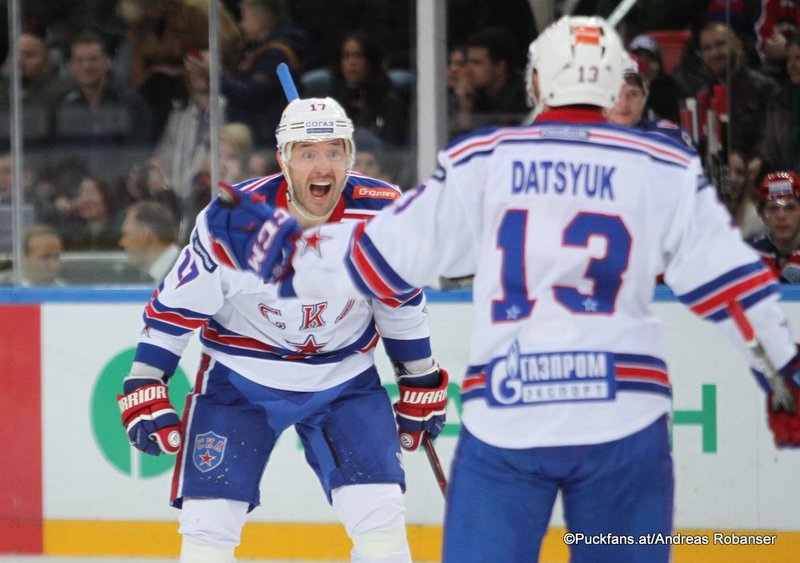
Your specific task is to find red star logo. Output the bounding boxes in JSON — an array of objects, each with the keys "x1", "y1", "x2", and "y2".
[
  {"x1": 300, "y1": 231, "x2": 329, "y2": 257},
  {"x1": 200, "y1": 451, "x2": 216, "y2": 465},
  {"x1": 287, "y1": 334, "x2": 327, "y2": 354}
]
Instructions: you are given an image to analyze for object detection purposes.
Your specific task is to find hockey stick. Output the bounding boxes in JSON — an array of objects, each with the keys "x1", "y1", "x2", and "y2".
[
  {"x1": 726, "y1": 301, "x2": 796, "y2": 413},
  {"x1": 276, "y1": 62, "x2": 299, "y2": 102},
  {"x1": 422, "y1": 432, "x2": 447, "y2": 497}
]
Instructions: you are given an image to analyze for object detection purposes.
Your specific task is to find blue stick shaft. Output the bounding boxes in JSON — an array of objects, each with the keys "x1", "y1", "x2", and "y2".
[{"x1": 276, "y1": 63, "x2": 299, "y2": 102}]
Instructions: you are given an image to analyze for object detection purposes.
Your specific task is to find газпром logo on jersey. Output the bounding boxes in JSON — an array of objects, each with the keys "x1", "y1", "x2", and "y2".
[{"x1": 486, "y1": 340, "x2": 616, "y2": 406}]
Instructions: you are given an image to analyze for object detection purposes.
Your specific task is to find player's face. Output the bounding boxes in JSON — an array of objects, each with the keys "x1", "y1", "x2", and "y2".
[
  {"x1": 24, "y1": 233, "x2": 62, "y2": 285},
  {"x1": 607, "y1": 83, "x2": 646, "y2": 127},
  {"x1": 763, "y1": 199, "x2": 800, "y2": 245},
  {"x1": 787, "y1": 43, "x2": 800, "y2": 85},
  {"x1": 283, "y1": 140, "x2": 348, "y2": 220}
]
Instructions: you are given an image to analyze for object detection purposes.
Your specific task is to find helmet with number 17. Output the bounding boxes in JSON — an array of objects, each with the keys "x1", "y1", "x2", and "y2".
[{"x1": 526, "y1": 16, "x2": 623, "y2": 113}]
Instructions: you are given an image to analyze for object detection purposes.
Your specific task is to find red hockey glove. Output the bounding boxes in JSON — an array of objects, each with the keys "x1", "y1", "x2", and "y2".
[
  {"x1": 118, "y1": 376, "x2": 182, "y2": 456},
  {"x1": 766, "y1": 352, "x2": 800, "y2": 448},
  {"x1": 394, "y1": 365, "x2": 449, "y2": 452}
]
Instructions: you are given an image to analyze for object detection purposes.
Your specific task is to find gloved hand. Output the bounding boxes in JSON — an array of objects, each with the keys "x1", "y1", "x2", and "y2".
[
  {"x1": 118, "y1": 374, "x2": 182, "y2": 456},
  {"x1": 206, "y1": 182, "x2": 301, "y2": 283},
  {"x1": 394, "y1": 362, "x2": 449, "y2": 452},
  {"x1": 765, "y1": 352, "x2": 800, "y2": 448}
]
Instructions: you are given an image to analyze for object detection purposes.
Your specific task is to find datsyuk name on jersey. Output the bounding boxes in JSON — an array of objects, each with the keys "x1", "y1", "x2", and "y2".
[{"x1": 511, "y1": 159, "x2": 615, "y2": 200}]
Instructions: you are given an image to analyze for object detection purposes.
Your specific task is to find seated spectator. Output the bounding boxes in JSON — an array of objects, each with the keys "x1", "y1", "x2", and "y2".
[
  {"x1": 607, "y1": 52, "x2": 694, "y2": 147},
  {"x1": 695, "y1": 21, "x2": 778, "y2": 154},
  {"x1": 0, "y1": 33, "x2": 72, "y2": 147},
  {"x1": 59, "y1": 173, "x2": 122, "y2": 251},
  {"x1": 352, "y1": 128, "x2": 393, "y2": 184},
  {"x1": 185, "y1": 0, "x2": 307, "y2": 150},
  {"x1": 628, "y1": 34, "x2": 687, "y2": 123},
  {"x1": 118, "y1": 160, "x2": 182, "y2": 225},
  {"x1": 54, "y1": 31, "x2": 153, "y2": 180},
  {"x1": 119, "y1": 200, "x2": 181, "y2": 284},
  {"x1": 117, "y1": 0, "x2": 242, "y2": 142},
  {"x1": 725, "y1": 149, "x2": 766, "y2": 240},
  {"x1": 327, "y1": 31, "x2": 409, "y2": 147},
  {"x1": 451, "y1": 27, "x2": 528, "y2": 137},
  {"x1": 247, "y1": 148, "x2": 280, "y2": 178},
  {"x1": 761, "y1": 36, "x2": 800, "y2": 173},
  {"x1": 0, "y1": 224, "x2": 66, "y2": 286},
  {"x1": 749, "y1": 170, "x2": 800, "y2": 282}
]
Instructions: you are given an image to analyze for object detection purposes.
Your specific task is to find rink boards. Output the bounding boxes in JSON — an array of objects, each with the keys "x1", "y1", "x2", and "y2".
[{"x1": 1, "y1": 286, "x2": 799, "y2": 562}]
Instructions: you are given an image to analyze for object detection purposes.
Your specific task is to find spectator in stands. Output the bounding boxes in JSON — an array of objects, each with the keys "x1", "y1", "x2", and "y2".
[
  {"x1": 54, "y1": 31, "x2": 153, "y2": 180},
  {"x1": 59, "y1": 173, "x2": 122, "y2": 251},
  {"x1": 152, "y1": 49, "x2": 221, "y2": 206},
  {"x1": 607, "y1": 52, "x2": 694, "y2": 147},
  {"x1": 628, "y1": 34, "x2": 686, "y2": 123},
  {"x1": 749, "y1": 170, "x2": 800, "y2": 282},
  {"x1": 118, "y1": 160, "x2": 182, "y2": 225},
  {"x1": 247, "y1": 148, "x2": 279, "y2": 178},
  {"x1": 0, "y1": 33, "x2": 72, "y2": 147},
  {"x1": 451, "y1": 27, "x2": 528, "y2": 137},
  {"x1": 119, "y1": 200, "x2": 181, "y2": 284},
  {"x1": 725, "y1": 149, "x2": 766, "y2": 240},
  {"x1": 0, "y1": 225, "x2": 66, "y2": 286},
  {"x1": 696, "y1": 21, "x2": 778, "y2": 154},
  {"x1": 352, "y1": 128, "x2": 393, "y2": 184},
  {"x1": 185, "y1": 0, "x2": 307, "y2": 150},
  {"x1": 762, "y1": 35, "x2": 800, "y2": 173},
  {"x1": 117, "y1": 0, "x2": 242, "y2": 142},
  {"x1": 328, "y1": 31, "x2": 409, "y2": 147},
  {"x1": 446, "y1": 44, "x2": 469, "y2": 140}
]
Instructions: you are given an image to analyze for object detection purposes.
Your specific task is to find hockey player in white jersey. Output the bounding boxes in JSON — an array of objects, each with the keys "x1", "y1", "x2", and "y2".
[
  {"x1": 116, "y1": 97, "x2": 449, "y2": 563},
  {"x1": 204, "y1": 16, "x2": 800, "y2": 563}
]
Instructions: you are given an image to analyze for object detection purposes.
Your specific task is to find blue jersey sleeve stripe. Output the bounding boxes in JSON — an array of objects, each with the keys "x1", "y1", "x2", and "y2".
[
  {"x1": 382, "y1": 336, "x2": 433, "y2": 361},
  {"x1": 133, "y1": 343, "x2": 182, "y2": 375}
]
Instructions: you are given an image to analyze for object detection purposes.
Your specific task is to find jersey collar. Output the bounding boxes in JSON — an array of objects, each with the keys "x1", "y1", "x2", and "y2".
[{"x1": 535, "y1": 107, "x2": 608, "y2": 124}]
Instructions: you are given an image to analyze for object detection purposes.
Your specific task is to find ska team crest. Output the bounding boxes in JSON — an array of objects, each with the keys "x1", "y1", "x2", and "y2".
[{"x1": 193, "y1": 430, "x2": 227, "y2": 473}]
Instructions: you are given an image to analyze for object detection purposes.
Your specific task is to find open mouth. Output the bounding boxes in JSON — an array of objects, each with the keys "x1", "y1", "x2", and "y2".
[{"x1": 309, "y1": 182, "x2": 332, "y2": 199}]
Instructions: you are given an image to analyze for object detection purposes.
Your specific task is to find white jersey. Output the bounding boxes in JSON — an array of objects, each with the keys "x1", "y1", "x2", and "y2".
[
  {"x1": 134, "y1": 173, "x2": 432, "y2": 392},
  {"x1": 283, "y1": 108, "x2": 795, "y2": 447}
]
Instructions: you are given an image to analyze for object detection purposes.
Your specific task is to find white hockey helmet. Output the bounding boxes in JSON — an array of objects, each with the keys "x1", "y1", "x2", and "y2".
[
  {"x1": 275, "y1": 97, "x2": 356, "y2": 169},
  {"x1": 526, "y1": 16, "x2": 623, "y2": 112}
]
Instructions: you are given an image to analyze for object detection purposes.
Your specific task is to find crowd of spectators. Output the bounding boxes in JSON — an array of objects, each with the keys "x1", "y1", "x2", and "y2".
[{"x1": 4, "y1": 0, "x2": 800, "y2": 284}]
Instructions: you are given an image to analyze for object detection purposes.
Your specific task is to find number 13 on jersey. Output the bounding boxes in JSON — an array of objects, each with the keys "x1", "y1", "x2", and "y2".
[{"x1": 491, "y1": 209, "x2": 632, "y2": 322}]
